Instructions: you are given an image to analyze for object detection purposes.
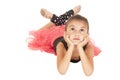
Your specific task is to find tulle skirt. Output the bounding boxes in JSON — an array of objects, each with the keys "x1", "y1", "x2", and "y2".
[
  {"x1": 28, "y1": 25, "x2": 65, "y2": 54},
  {"x1": 27, "y1": 25, "x2": 101, "y2": 56}
]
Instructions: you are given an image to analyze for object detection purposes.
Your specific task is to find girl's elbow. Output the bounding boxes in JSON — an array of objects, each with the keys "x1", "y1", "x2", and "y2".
[
  {"x1": 85, "y1": 69, "x2": 94, "y2": 76},
  {"x1": 57, "y1": 66, "x2": 67, "y2": 75},
  {"x1": 85, "y1": 71, "x2": 93, "y2": 76},
  {"x1": 58, "y1": 68, "x2": 67, "y2": 75},
  {"x1": 59, "y1": 70, "x2": 66, "y2": 75}
]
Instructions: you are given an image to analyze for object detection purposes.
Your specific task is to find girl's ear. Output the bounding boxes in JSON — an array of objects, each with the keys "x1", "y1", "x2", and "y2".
[
  {"x1": 87, "y1": 31, "x2": 89, "y2": 35},
  {"x1": 88, "y1": 32, "x2": 89, "y2": 35}
]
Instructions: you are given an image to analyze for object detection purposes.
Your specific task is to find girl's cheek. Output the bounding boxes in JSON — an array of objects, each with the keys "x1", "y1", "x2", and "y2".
[
  {"x1": 66, "y1": 32, "x2": 72, "y2": 37},
  {"x1": 69, "y1": 35, "x2": 74, "y2": 40},
  {"x1": 68, "y1": 35, "x2": 70, "y2": 38}
]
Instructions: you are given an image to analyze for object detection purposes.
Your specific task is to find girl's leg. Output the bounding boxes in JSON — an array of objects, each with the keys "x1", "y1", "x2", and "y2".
[
  {"x1": 40, "y1": 5, "x2": 81, "y2": 26},
  {"x1": 40, "y1": 9, "x2": 60, "y2": 26},
  {"x1": 40, "y1": 8, "x2": 53, "y2": 19},
  {"x1": 58, "y1": 5, "x2": 81, "y2": 25}
]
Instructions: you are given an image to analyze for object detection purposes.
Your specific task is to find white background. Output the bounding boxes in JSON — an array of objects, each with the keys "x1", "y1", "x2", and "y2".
[{"x1": 0, "y1": 0, "x2": 120, "y2": 80}]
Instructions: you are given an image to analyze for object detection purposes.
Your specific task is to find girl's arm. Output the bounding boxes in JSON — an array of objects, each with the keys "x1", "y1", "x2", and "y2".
[
  {"x1": 78, "y1": 40, "x2": 94, "y2": 76},
  {"x1": 56, "y1": 42, "x2": 74, "y2": 75},
  {"x1": 56, "y1": 33, "x2": 74, "y2": 75}
]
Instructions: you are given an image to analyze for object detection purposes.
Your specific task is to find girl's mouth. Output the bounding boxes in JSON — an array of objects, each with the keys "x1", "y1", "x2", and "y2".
[{"x1": 73, "y1": 38, "x2": 80, "y2": 40}]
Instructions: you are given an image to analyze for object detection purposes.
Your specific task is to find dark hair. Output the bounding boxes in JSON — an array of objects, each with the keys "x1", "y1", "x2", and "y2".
[{"x1": 65, "y1": 14, "x2": 89, "y2": 33}]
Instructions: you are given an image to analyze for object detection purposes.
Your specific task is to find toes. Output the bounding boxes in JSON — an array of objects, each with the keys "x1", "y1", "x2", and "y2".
[
  {"x1": 40, "y1": 8, "x2": 53, "y2": 19},
  {"x1": 73, "y1": 5, "x2": 81, "y2": 14},
  {"x1": 40, "y1": 8, "x2": 46, "y2": 17},
  {"x1": 75, "y1": 5, "x2": 81, "y2": 12}
]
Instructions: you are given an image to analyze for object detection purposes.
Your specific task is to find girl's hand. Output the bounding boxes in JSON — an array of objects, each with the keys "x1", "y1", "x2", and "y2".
[
  {"x1": 63, "y1": 32, "x2": 74, "y2": 46},
  {"x1": 77, "y1": 35, "x2": 89, "y2": 48}
]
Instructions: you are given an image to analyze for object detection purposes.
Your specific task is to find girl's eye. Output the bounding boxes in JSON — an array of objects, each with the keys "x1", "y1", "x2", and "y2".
[
  {"x1": 71, "y1": 27, "x2": 75, "y2": 30},
  {"x1": 80, "y1": 28, "x2": 84, "y2": 32}
]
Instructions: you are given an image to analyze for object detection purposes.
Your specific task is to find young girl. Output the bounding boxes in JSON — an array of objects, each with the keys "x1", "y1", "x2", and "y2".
[{"x1": 27, "y1": 5, "x2": 101, "y2": 76}]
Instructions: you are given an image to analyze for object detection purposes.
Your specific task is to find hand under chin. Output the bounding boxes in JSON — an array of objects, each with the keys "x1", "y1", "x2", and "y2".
[{"x1": 72, "y1": 40, "x2": 80, "y2": 45}]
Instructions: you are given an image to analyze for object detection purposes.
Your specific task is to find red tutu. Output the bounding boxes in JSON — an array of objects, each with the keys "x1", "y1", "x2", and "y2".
[
  {"x1": 28, "y1": 25, "x2": 65, "y2": 54},
  {"x1": 92, "y1": 43, "x2": 102, "y2": 56},
  {"x1": 27, "y1": 25, "x2": 101, "y2": 56}
]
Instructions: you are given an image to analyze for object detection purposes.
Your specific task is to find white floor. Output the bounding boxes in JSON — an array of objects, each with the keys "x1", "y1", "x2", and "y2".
[{"x1": 0, "y1": 0, "x2": 120, "y2": 80}]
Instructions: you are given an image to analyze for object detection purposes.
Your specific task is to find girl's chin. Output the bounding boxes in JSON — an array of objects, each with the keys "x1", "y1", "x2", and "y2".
[
  {"x1": 73, "y1": 43, "x2": 79, "y2": 45},
  {"x1": 72, "y1": 41, "x2": 80, "y2": 45}
]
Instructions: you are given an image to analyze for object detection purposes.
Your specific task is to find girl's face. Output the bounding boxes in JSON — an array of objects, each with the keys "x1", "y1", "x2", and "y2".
[{"x1": 66, "y1": 20, "x2": 88, "y2": 45}]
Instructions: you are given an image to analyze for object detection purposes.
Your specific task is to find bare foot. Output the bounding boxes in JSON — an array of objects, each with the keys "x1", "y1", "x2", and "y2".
[
  {"x1": 73, "y1": 5, "x2": 81, "y2": 15},
  {"x1": 40, "y1": 8, "x2": 53, "y2": 19}
]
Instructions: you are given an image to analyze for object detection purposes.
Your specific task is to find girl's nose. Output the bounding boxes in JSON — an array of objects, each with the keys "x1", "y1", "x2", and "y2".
[
  {"x1": 74, "y1": 30, "x2": 80, "y2": 35},
  {"x1": 74, "y1": 33, "x2": 80, "y2": 37}
]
